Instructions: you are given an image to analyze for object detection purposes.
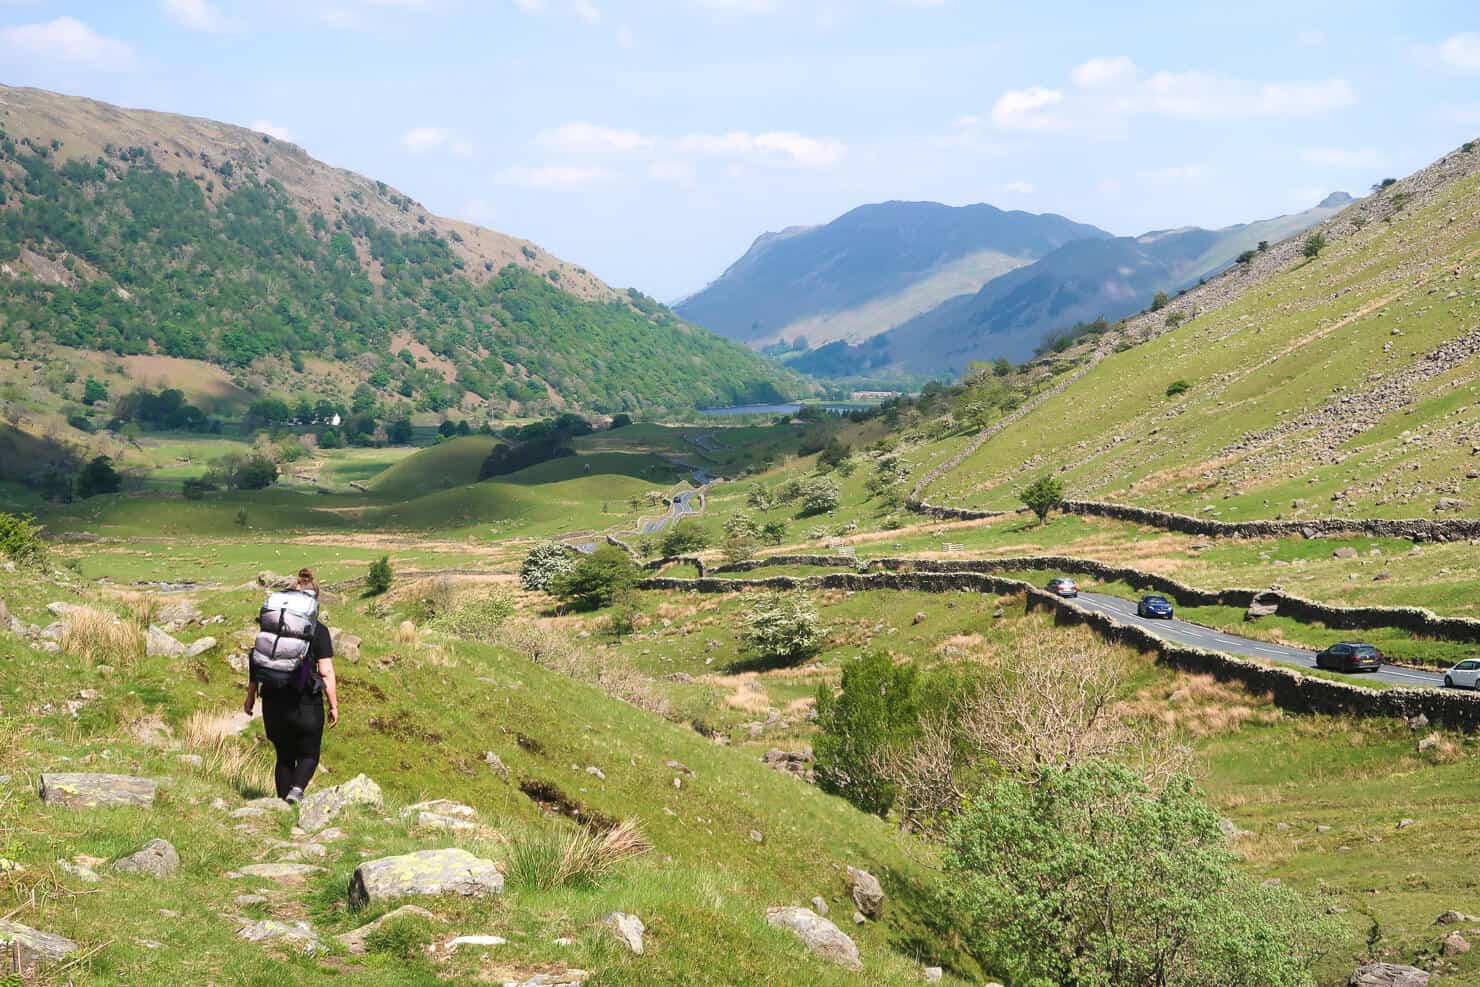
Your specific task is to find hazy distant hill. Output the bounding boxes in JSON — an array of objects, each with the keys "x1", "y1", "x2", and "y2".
[
  {"x1": 789, "y1": 195, "x2": 1352, "y2": 377},
  {"x1": 0, "y1": 85, "x2": 803, "y2": 418},
  {"x1": 674, "y1": 201, "x2": 1111, "y2": 347}
]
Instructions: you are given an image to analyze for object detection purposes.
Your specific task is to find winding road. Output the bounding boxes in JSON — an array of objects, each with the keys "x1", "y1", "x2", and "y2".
[
  {"x1": 1074, "y1": 591, "x2": 1446, "y2": 689},
  {"x1": 640, "y1": 489, "x2": 702, "y2": 535}
]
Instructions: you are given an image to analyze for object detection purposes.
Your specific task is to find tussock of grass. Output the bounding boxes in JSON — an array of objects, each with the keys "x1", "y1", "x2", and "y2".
[
  {"x1": 507, "y1": 818, "x2": 652, "y2": 891},
  {"x1": 183, "y1": 712, "x2": 275, "y2": 797},
  {"x1": 60, "y1": 606, "x2": 142, "y2": 665},
  {"x1": 395, "y1": 619, "x2": 418, "y2": 645}
]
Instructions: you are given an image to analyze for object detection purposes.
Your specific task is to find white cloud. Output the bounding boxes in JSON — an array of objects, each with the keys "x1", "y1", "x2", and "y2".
[
  {"x1": 571, "y1": 0, "x2": 600, "y2": 23},
  {"x1": 649, "y1": 160, "x2": 697, "y2": 187},
  {"x1": 989, "y1": 58, "x2": 1355, "y2": 135},
  {"x1": 537, "y1": 122, "x2": 654, "y2": 154},
  {"x1": 398, "y1": 125, "x2": 475, "y2": 155},
  {"x1": 990, "y1": 86, "x2": 1065, "y2": 130},
  {"x1": 161, "y1": 0, "x2": 242, "y2": 34},
  {"x1": 1436, "y1": 33, "x2": 1480, "y2": 72},
  {"x1": 1071, "y1": 55, "x2": 1135, "y2": 89},
  {"x1": 676, "y1": 130, "x2": 846, "y2": 168},
  {"x1": 0, "y1": 16, "x2": 135, "y2": 69},
  {"x1": 493, "y1": 164, "x2": 611, "y2": 188},
  {"x1": 1300, "y1": 147, "x2": 1380, "y2": 168},
  {"x1": 1003, "y1": 180, "x2": 1034, "y2": 195},
  {"x1": 251, "y1": 119, "x2": 293, "y2": 141}
]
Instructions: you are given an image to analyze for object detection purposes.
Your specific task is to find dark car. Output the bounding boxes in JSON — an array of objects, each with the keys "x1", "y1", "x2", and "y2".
[
  {"x1": 1136, "y1": 594, "x2": 1174, "y2": 619},
  {"x1": 1314, "y1": 642, "x2": 1383, "y2": 673},
  {"x1": 1046, "y1": 577, "x2": 1079, "y2": 598}
]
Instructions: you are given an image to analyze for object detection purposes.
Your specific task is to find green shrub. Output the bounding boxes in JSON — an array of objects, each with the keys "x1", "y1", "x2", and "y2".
[
  {"x1": 550, "y1": 544, "x2": 638, "y2": 610},
  {"x1": 1166, "y1": 378, "x2": 1192, "y2": 397},
  {"x1": 814, "y1": 651, "x2": 920, "y2": 816},
  {"x1": 181, "y1": 477, "x2": 217, "y2": 500},
  {"x1": 364, "y1": 913, "x2": 435, "y2": 959},
  {"x1": 945, "y1": 762, "x2": 1338, "y2": 987},
  {"x1": 75, "y1": 455, "x2": 122, "y2": 499},
  {"x1": 0, "y1": 511, "x2": 47, "y2": 568},
  {"x1": 520, "y1": 541, "x2": 576, "y2": 591},
  {"x1": 1235, "y1": 249, "x2": 1255, "y2": 265},
  {"x1": 659, "y1": 522, "x2": 708, "y2": 556},
  {"x1": 798, "y1": 475, "x2": 841, "y2": 516},
  {"x1": 739, "y1": 592, "x2": 824, "y2": 665},
  {"x1": 366, "y1": 555, "x2": 393, "y2": 595},
  {"x1": 429, "y1": 589, "x2": 516, "y2": 640},
  {"x1": 1149, "y1": 290, "x2": 1169, "y2": 312}
]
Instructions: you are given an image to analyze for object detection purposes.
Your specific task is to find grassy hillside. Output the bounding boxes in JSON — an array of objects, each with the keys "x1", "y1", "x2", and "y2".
[
  {"x1": 919, "y1": 146, "x2": 1480, "y2": 520},
  {"x1": 0, "y1": 84, "x2": 804, "y2": 423}
]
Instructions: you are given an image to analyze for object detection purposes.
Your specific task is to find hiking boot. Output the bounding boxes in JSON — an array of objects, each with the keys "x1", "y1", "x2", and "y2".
[{"x1": 284, "y1": 786, "x2": 304, "y2": 805}]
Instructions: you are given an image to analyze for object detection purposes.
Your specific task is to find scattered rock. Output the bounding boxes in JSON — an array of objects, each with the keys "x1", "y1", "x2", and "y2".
[
  {"x1": 1418, "y1": 733, "x2": 1440, "y2": 753},
  {"x1": 1333, "y1": 547, "x2": 1358, "y2": 560},
  {"x1": 401, "y1": 799, "x2": 476, "y2": 819},
  {"x1": 176, "y1": 754, "x2": 204, "y2": 768},
  {"x1": 1435, "y1": 910, "x2": 1478, "y2": 925},
  {"x1": 911, "y1": 611, "x2": 927, "y2": 625},
  {"x1": 184, "y1": 636, "x2": 217, "y2": 658},
  {"x1": 337, "y1": 904, "x2": 437, "y2": 954},
  {"x1": 0, "y1": 919, "x2": 79, "y2": 974},
  {"x1": 237, "y1": 919, "x2": 323, "y2": 955},
  {"x1": 156, "y1": 600, "x2": 202, "y2": 631},
  {"x1": 234, "y1": 894, "x2": 268, "y2": 907},
  {"x1": 1245, "y1": 595, "x2": 1280, "y2": 619},
  {"x1": 113, "y1": 839, "x2": 179, "y2": 878},
  {"x1": 500, "y1": 972, "x2": 589, "y2": 987},
  {"x1": 59, "y1": 858, "x2": 101, "y2": 882},
  {"x1": 923, "y1": 967, "x2": 943, "y2": 984},
  {"x1": 484, "y1": 751, "x2": 511, "y2": 780},
  {"x1": 39, "y1": 772, "x2": 158, "y2": 809},
  {"x1": 1408, "y1": 714, "x2": 1430, "y2": 731},
  {"x1": 349, "y1": 848, "x2": 504, "y2": 908},
  {"x1": 416, "y1": 811, "x2": 476, "y2": 832},
  {"x1": 1397, "y1": 818, "x2": 1416, "y2": 830},
  {"x1": 1442, "y1": 931, "x2": 1470, "y2": 956},
  {"x1": 604, "y1": 911, "x2": 645, "y2": 954},
  {"x1": 810, "y1": 895, "x2": 829, "y2": 916},
  {"x1": 297, "y1": 773, "x2": 382, "y2": 832},
  {"x1": 749, "y1": 830, "x2": 764, "y2": 844},
  {"x1": 446, "y1": 935, "x2": 508, "y2": 950},
  {"x1": 1348, "y1": 962, "x2": 1429, "y2": 986},
  {"x1": 1316, "y1": 824, "x2": 1332, "y2": 833},
  {"x1": 846, "y1": 865, "x2": 884, "y2": 918},
  {"x1": 852, "y1": 911, "x2": 866, "y2": 925},
  {"x1": 146, "y1": 625, "x2": 187, "y2": 658},
  {"x1": 765, "y1": 906, "x2": 861, "y2": 970},
  {"x1": 761, "y1": 748, "x2": 815, "y2": 783},
  {"x1": 585, "y1": 766, "x2": 606, "y2": 781}
]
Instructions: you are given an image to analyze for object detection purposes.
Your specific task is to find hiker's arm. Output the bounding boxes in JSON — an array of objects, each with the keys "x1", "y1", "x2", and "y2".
[
  {"x1": 243, "y1": 679, "x2": 257, "y2": 716},
  {"x1": 319, "y1": 659, "x2": 339, "y2": 727}
]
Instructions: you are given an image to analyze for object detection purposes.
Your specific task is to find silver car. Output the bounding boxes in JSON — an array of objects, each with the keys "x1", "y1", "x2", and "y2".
[
  {"x1": 1046, "y1": 577, "x2": 1079, "y2": 598},
  {"x1": 1444, "y1": 659, "x2": 1480, "y2": 690}
]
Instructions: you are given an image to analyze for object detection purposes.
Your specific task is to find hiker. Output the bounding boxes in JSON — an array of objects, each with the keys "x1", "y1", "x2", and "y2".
[{"x1": 243, "y1": 567, "x2": 339, "y2": 804}]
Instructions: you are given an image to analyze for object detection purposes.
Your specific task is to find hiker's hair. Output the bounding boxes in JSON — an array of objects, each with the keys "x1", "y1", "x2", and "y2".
[{"x1": 297, "y1": 568, "x2": 318, "y2": 592}]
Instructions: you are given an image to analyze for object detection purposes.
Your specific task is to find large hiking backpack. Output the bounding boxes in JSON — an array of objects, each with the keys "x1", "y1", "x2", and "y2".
[{"x1": 249, "y1": 590, "x2": 320, "y2": 690}]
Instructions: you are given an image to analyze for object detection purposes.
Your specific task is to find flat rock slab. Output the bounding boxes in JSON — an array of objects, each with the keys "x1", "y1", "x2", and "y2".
[
  {"x1": 298, "y1": 773, "x2": 382, "y2": 832},
  {"x1": 238, "y1": 919, "x2": 323, "y2": 955},
  {"x1": 349, "y1": 848, "x2": 503, "y2": 909},
  {"x1": 766, "y1": 906, "x2": 861, "y2": 970},
  {"x1": 337, "y1": 904, "x2": 437, "y2": 954},
  {"x1": 232, "y1": 862, "x2": 326, "y2": 885},
  {"x1": 0, "y1": 919, "x2": 79, "y2": 973},
  {"x1": 416, "y1": 811, "x2": 477, "y2": 832},
  {"x1": 501, "y1": 973, "x2": 590, "y2": 987},
  {"x1": 402, "y1": 799, "x2": 476, "y2": 819},
  {"x1": 113, "y1": 839, "x2": 179, "y2": 878},
  {"x1": 40, "y1": 773, "x2": 158, "y2": 809},
  {"x1": 1350, "y1": 964, "x2": 1430, "y2": 987}
]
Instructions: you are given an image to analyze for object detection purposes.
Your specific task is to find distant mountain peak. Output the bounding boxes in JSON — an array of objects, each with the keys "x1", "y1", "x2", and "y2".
[{"x1": 1317, "y1": 191, "x2": 1354, "y2": 208}]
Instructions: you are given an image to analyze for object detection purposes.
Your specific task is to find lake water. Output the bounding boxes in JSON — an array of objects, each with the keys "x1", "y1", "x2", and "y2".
[{"x1": 698, "y1": 402, "x2": 868, "y2": 416}]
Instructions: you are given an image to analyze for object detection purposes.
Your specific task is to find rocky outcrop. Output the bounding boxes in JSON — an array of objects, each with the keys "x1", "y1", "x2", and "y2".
[
  {"x1": 146, "y1": 625, "x2": 187, "y2": 658},
  {"x1": 603, "y1": 911, "x2": 645, "y2": 954},
  {"x1": 349, "y1": 848, "x2": 504, "y2": 908},
  {"x1": 113, "y1": 839, "x2": 179, "y2": 878},
  {"x1": 762, "y1": 748, "x2": 815, "y2": 783},
  {"x1": 1348, "y1": 963, "x2": 1429, "y2": 987},
  {"x1": 297, "y1": 773, "x2": 382, "y2": 832},
  {"x1": 0, "y1": 919, "x2": 78, "y2": 974},
  {"x1": 765, "y1": 906, "x2": 861, "y2": 970},
  {"x1": 39, "y1": 773, "x2": 158, "y2": 808},
  {"x1": 846, "y1": 866, "x2": 884, "y2": 919}
]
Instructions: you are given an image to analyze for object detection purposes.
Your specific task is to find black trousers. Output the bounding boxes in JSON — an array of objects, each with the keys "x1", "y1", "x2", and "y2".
[{"x1": 261, "y1": 689, "x2": 325, "y2": 798}]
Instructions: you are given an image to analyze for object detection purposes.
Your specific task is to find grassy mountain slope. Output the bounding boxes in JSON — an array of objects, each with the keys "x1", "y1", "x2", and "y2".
[
  {"x1": 800, "y1": 197, "x2": 1350, "y2": 375},
  {"x1": 0, "y1": 85, "x2": 802, "y2": 418},
  {"x1": 918, "y1": 141, "x2": 1480, "y2": 520},
  {"x1": 675, "y1": 200, "x2": 1109, "y2": 345}
]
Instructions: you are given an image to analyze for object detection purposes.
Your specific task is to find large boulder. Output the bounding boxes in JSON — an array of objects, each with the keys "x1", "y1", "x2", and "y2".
[
  {"x1": 846, "y1": 866, "x2": 884, "y2": 919},
  {"x1": 1245, "y1": 594, "x2": 1280, "y2": 620},
  {"x1": 0, "y1": 919, "x2": 78, "y2": 974},
  {"x1": 39, "y1": 773, "x2": 158, "y2": 809},
  {"x1": 765, "y1": 906, "x2": 861, "y2": 970},
  {"x1": 113, "y1": 839, "x2": 179, "y2": 878},
  {"x1": 330, "y1": 628, "x2": 361, "y2": 663},
  {"x1": 349, "y1": 848, "x2": 504, "y2": 909},
  {"x1": 1349, "y1": 963, "x2": 1430, "y2": 987},
  {"x1": 146, "y1": 625, "x2": 186, "y2": 658},
  {"x1": 297, "y1": 773, "x2": 382, "y2": 832}
]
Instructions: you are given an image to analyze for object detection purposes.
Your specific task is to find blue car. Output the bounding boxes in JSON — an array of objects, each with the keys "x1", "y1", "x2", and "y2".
[{"x1": 1136, "y1": 594, "x2": 1174, "y2": 619}]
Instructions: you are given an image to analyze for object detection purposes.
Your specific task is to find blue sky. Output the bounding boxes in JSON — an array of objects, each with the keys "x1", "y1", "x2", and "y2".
[{"x1": 2, "y1": 1, "x2": 1477, "y2": 300}]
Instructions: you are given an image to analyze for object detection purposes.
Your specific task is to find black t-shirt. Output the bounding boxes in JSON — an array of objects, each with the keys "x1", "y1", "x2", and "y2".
[{"x1": 309, "y1": 623, "x2": 334, "y2": 660}]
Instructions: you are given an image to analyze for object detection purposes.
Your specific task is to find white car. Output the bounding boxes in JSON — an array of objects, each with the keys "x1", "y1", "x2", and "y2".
[{"x1": 1443, "y1": 659, "x2": 1480, "y2": 690}]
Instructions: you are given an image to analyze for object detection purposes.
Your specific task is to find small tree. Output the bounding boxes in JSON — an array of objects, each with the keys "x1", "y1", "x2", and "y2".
[
  {"x1": 1166, "y1": 379, "x2": 1192, "y2": 397},
  {"x1": 0, "y1": 511, "x2": 48, "y2": 568},
  {"x1": 1256, "y1": 239, "x2": 1269, "y2": 252},
  {"x1": 1235, "y1": 249, "x2": 1255, "y2": 265},
  {"x1": 75, "y1": 456, "x2": 122, "y2": 499},
  {"x1": 1149, "y1": 290, "x2": 1169, "y2": 312},
  {"x1": 1302, "y1": 232, "x2": 1327, "y2": 260},
  {"x1": 739, "y1": 592, "x2": 824, "y2": 665},
  {"x1": 798, "y1": 475, "x2": 841, "y2": 516},
  {"x1": 659, "y1": 522, "x2": 709, "y2": 557},
  {"x1": 761, "y1": 519, "x2": 788, "y2": 545},
  {"x1": 549, "y1": 544, "x2": 638, "y2": 610},
  {"x1": 236, "y1": 456, "x2": 279, "y2": 490},
  {"x1": 610, "y1": 413, "x2": 633, "y2": 429},
  {"x1": 82, "y1": 378, "x2": 108, "y2": 406},
  {"x1": 724, "y1": 512, "x2": 762, "y2": 540},
  {"x1": 520, "y1": 541, "x2": 576, "y2": 591},
  {"x1": 945, "y1": 762, "x2": 1338, "y2": 987},
  {"x1": 605, "y1": 587, "x2": 639, "y2": 639},
  {"x1": 814, "y1": 651, "x2": 920, "y2": 816},
  {"x1": 367, "y1": 555, "x2": 394, "y2": 595},
  {"x1": 1018, "y1": 474, "x2": 1065, "y2": 525}
]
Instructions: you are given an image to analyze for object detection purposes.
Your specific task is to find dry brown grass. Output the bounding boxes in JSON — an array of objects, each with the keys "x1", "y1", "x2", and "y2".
[
  {"x1": 106, "y1": 590, "x2": 156, "y2": 627},
  {"x1": 395, "y1": 620, "x2": 418, "y2": 645},
  {"x1": 60, "y1": 606, "x2": 142, "y2": 665},
  {"x1": 183, "y1": 711, "x2": 275, "y2": 798},
  {"x1": 1121, "y1": 672, "x2": 1282, "y2": 738},
  {"x1": 508, "y1": 818, "x2": 653, "y2": 891}
]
